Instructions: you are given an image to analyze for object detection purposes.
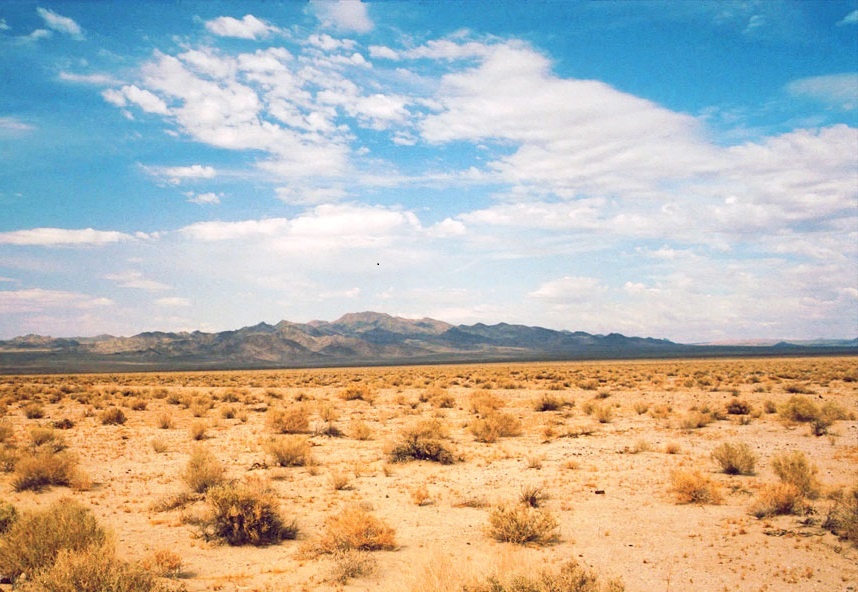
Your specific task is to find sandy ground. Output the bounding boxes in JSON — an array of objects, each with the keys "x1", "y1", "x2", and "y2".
[{"x1": 1, "y1": 356, "x2": 856, "y2": 591}]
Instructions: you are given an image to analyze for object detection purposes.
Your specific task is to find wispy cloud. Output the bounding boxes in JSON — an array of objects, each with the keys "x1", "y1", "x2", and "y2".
[
  {"x1": 36, "y1": 7, "x2": 84, "y2": 40},
  {"x1": 786, "y1": 73, "x2": 858, "y2": 111},
  {"x1": 105, "y1": 271, "x2": 170, "y2": 291},
  {"x1": 837, "y1": 10, "x2": 858, "y2": 26},
  {"x1": 0, "y1": 116, "x2": 35, "y2": 135},
  {"x1": 0, "y1": 288, "x2": 112, "y2": 314},
  {"x1": 59, "y1": 71, "x2": 120, "y2": 86},
  {"x1": 0, "y1": 228, "x2": 138, "y2": 246}
]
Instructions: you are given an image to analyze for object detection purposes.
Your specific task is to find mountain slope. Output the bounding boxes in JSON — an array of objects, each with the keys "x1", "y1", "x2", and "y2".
[{"x1": 0, "y1": 311, "x2": 855, "y2": 373}]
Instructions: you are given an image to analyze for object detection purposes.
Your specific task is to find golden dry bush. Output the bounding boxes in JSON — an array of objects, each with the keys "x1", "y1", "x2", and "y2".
[
  {"x1": 778, "y1": 395, "x2": 820, "y2": 423},
  {"x1": 486, "y1": 504, "x2": 559, "y2": 545},
  {"x1": 469, "y1": 390, "x2": 504, "y2": 416},
  {"x1": 204, "y1": 478, "x2": 297, "y2": 546},
  {"x1": 340, "y1": 383, "x2": 375, "y2": 403},
  {"x1": 390, "y1": 419, "x2": 457, "y2": 464},
  {"x1": 0, "y1": 499, "x2": 106, "y2": 584},
  {"x1": 750, "y1": 483, "x2": 810, "y2": 518},
  {"x1": 315, "y1": 506, "x2": 397, "y2": 553},
  {"x1": 98, "y1": 406, "x2": 127, "y2": 425},
  {"x1": 770, "y1": 450, "x2": 820, "y2": 499},
  {"x1": 264, "y1": 435, "x2": 313, "y2": 467},
  {"x1": 824, "y1": 485, "x2": 858, "y2": 546},
  {"x1": 141, "y1": 548, "x2": 183, "y2": 578},
  {"x1": 711, "y1": 442, "x2": 757, "y2": 475},
  {"x1": 468, "y1": 559, "x2": 625, "y2": 592},
  {"x1": 469, "y1": 411, "x2": 522, "y2": 443},
  {"x1": 669, "y1": 470, "x2": 722, "y2": 505},
  {"x1": 180, "y1": 446, "x2": 225, "y2": 494},
  {"x1": 12, "y1": 450, "x2": 84, "y2": 492},
  {"x1": 267, "y1": 406, "x2": 310, "y2": 434},
  {"x1": 349, "y1": 420, "x2": 373, "y2": 441}
]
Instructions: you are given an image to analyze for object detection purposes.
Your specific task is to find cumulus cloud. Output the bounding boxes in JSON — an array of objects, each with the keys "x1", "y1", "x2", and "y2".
[
  {"x1": 155, "y1": 296, "x2": 191, "y2": 307},
  {"x1": 186, "y1": 192, "x2": 222, "y2": 204},
  {"x1": 0, "y1": 228, "x2": 135, "y2": 246},
  {"x1": 204, "y1": 14, "x2": 277, "y2": 39},
  {"x1": 0, "y1": 289, "x2": 112, "y2": 314},
  {"x1": 153, "y1": 164, "x2": 217, "y2": 185},
  {"x1": 275, "y1": 185, "x2": 347, "y2": 204},
  {"x1": 311, "y1": 0, "x2": 373, "y2": 33},
  {"x1": 102, "y1": 85, "x2": 169, "y2": 115},
  {"x1": 786, "y1": 73, "x2": 858, "y2": 110},
  {"x1": 36, "y1": 7, "x2": 84, "y2": 39}
]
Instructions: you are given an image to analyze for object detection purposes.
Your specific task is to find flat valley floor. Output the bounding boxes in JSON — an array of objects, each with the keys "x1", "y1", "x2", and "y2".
[{"x1": 0, "y1": 356, "x2": 856, "y2": 591}]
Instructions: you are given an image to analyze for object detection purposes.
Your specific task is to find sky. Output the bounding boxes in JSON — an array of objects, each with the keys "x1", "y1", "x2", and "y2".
[{"x1": 0, "y1": 0, "x2": 856, "y2": 343}]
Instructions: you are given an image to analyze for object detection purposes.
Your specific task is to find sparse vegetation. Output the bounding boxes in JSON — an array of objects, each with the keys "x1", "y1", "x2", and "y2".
[
  {"x1": 670, "y1": 470, "x2": 722, "y2": 504},
  {"x1": 204, "y1": 478, "x2": 297, "y2": 546},
  {"x1": 314, "y1": 506, "x2": 396, "y2": 553},
  {"x1": 467, "y1": 559, "x2": 625, "y2": 592},
  {"x1": 180, "y1": 446, "x2": 226, "y2": 493},
  {"x1": 486, "y1": 504, "x2": 559, "y2": 545},
  {"x1": 711, "y1": 441, "x2": 757, "y2": 475}
]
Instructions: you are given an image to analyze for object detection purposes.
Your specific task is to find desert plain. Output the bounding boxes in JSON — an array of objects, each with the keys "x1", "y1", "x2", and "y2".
[{"x1": 0, "y1": 356, "x2": 856, "y2": 592}]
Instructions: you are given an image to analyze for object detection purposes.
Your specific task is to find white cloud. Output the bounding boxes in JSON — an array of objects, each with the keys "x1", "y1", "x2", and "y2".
[
  {"x1": 186, "y1": 192, "x2": 222, "y2": 205},
  {"x1": 311, "y1": 0, "x2": 373, "y2": 34},
  {"x1": 204, "y1": 15, "x2": 277, "y2": 39},
  {"x1": 155, "y1": 296, "x2": 191, "y2": 307},
  {"x1": 786, "y1": 73, "x2": 858, "y2": 110},
  {"x1": 105, "y1": 271, "x2": 170, "y2": 291},
  {"x1": 275, "y1": 185, "x2": 346, "y2": 204},
  {"x1": 0, "y1": 228, "x2": 135, "y2": 246},
  {"x1": 368, "y1": 45, "x2": 399, "y2": 60},
  {"x1": 838, "y1": 10, "x2": 858, "y2": 26},
  {"x1": 528, "y1": 276, "x2": 607, "y2": 302},
  {"x1": 102, "y1": 85, "x2": 169, "y2": 115},
  {"x1": 36, "y1": 7, "x2": 84, "y2": 39},
  {"x1": 153, "y1": 164, "x2": 217, "y2": 185},
  {"x1": 59, "y1": 72, "x2": 120, "y2": 85},
  {"x1": 180, "y1": 218, "x2": 290, "y2": 241},
  {"x1": 0, "y1": 116, "x2": 35, "y2": 135},
  {"x1": 0, "y1": 18, "x2": 9, "y2": 31},
  {"x1": 426, "y1": 218, "x2": 466, "y2": 238},
  {"x1": 0, "y1": 289, "x2": 112, "y2": 314}
]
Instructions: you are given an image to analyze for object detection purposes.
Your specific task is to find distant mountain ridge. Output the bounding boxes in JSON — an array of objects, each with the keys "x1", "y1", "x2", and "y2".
[{"x1": 1, "y1": 311, "x2": 855, "y2": 373}]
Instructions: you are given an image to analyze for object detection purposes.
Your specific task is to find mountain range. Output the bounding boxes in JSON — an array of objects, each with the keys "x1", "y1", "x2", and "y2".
[{"x1": 1, "y1": 312, "x2": 855, "y2": 373}]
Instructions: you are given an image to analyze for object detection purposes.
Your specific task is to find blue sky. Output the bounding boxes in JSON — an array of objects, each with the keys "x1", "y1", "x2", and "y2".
[{"x1": 0, "y1": 0, "x2": 856, "y2": 342}]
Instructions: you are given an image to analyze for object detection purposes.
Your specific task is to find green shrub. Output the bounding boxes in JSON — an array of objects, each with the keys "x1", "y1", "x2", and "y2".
[
  {"x1": 711, "y1": 442, "x2": 757, "y2": 475},
  {"x1": 0, "y1": 499, "x2": 105, "y2": 583},
  {"x1": 205, "y1": 478, "x2": 297, "y2": 546}
]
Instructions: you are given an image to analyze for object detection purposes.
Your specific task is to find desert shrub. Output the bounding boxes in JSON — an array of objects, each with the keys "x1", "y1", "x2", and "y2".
[
  {"x1": 467, "y1": 559, "x2": 625, "y2": 592},
  {"x1": 750, "y1": 483, "x2": 810, "y2": 518},
  {"x1": 156, "y1": 412, "x2": 173, "y2": 429},
  {"x1": 315, "y1": 506, "x2": 396, "y2": 553},
  {"x1": 52, "y1": 418, "x2": 75, "y2": 430},
  {"x1": 486, "y1": 504, "x2": 559, "y2": 545},
  {"x1": 129, "y1": 398, "x2": 148, "y2": 411},
  {"x1": 204, "y1": 478, "x2": 297, "y2": 546},
  {"x1": 594, "y1": 404, "x2": 614, "y2": 424},
  {"x1": 23, "y1": 403, "x2": 45, "y2": 419},
  {"x1": 99, "y1": 407, "x2": 127, "y2": 425},
  {"x1": 679, "y1": 410, "x2": 712, "y2": 430},
  {"x1": 141, "y1": 548, "x2": 183, "y2": 578},
  {"x1": 0, "y1": 499, "x2": 105, "y2": 583},
  {"x1": 0, "y1": 500, "x2": 18, "y2": 534},
  {"x1": 349, "y1": 420, "x2": 373, "y2": 441},
  {"x1": 711, "y1": 442, "x2": 757, "y2": 475},
  {"x1": 266, "y1": 406, "x2": 310, "y2": 434},
  {"x1": 633, "y1": 401, "x2": 650, "y2": 415},
  {"x1": 771, "y1": 450, "x2": 820, "y2": 499},
  {"x1": 534, "y1": 393, "x2": 564, "y2": 412},
  {"x1": 340, "y1": 384, "x2": 375, "y2": 403},
  {"x1": 811, "y1": 401, "x2": 852, "y2": 435},
  {"x1": 519, "y1": 485, "x2": 548, "y2": 508},
  {"x1": 328, "y1": 549, "x2": 377, "y2": 584},
  {"x1": 669, "y1": 470, "x2": 722, "y2": 504},
  {"x1": 17, "y1": 545, "x2": 171, "y2": 592},
  {"x1": 726, "y1": 400, "x2": 752, "y2": 415},
  {"x1": 29, "y1": 426, "x2": 66, "y2": 452},
  {"x1": 469, "y1": 390, "x2": 504, "y2": 416},
  {"x1": 12, "y1": 450, "x2": 81, "y2": 492},
  {"x1": 180, "y1": 446, "x2": 225, "y2": 494},
  {"x1": 189, "y1": 421, "x2": 207, "y2": 440},
  {"x1": 824, "y1": 485, "x2": 858, "y2": 546},
  {"x1": 265, "y1": 435, "x2": 313, "y2": 467},
  {"x1": 390, "y1": 420, "x2": 457, "y2": 464},
  {"x1": 469, "y1": 411, "x2": 522, "y2": 443},
  {"x1": 779, "y1": 395, "x2": 819, "y2": 423}
]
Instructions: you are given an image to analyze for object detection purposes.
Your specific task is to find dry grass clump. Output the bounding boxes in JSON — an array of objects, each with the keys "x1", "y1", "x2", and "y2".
[
  {"x1": 726, "y1": 399, "x2": 752, "y2": 415},
  {"x1": 421, "y1": 385, "x2": 455, "y2": 408},
  {"x1": 824, "y1": 485, "x2": 858, "y2": 546},
  {"x1": 0, "y1": 499, "x2": 105, "y2": 584},
  {"x1": 0, "y1": 500, "x2": 18, "y2": 534},
  {"x1": 141, "y1": 548, "x2": 183, "y2": 579},
  {"x1": 533, "y1": 393, "x2": 567, "y2": 412},
  {"x1": 778, "y1": 395, "x2": 819, "y2": 423},
  {"x1": 340, "y1": 384, "x2": 375, "y2": 403},
  {"x1": 467, "y1": 559, "x2": 625, "y2": 592},
  {"x1": 750, "y1": 483, "x2": 810, "y2": 518},
  {"x1": 314, "y1": 506, "x2": 396, "y2": 554},
  {"x1": 486, "y1": 504, "x2": 559, "y2": 545},
  {"x1": 770, "y1": 450, "x2": 820, "y2": 499},
  {"x1": 12, "y1": 449, "x2": 84, "y2": 492},
  {"x1": 99, "y1": 406, "x2": 127, "y2": 425},
  {"x1": 267, "y1": 406, "x2": 310, "y2": 434},
  {"x1": 519, "y1": 484, "x2": 548, "y2": 508},
  {"x1": 669, "y1": 470, "x2": 723, "y2": 505},
  {"x1": 156, "y1": 412, "x2": 173, "y2": 429},
  {"x1": 264, "y1": 435, "x2": 313, "y2": 467},
  {"x1": 469, "y1": 411, "x2": 522, "y2": 443},
  {"x1": 390, "y1": 419, "x2": 457, "y2": 464},
  {"x1": 23, "y1": 403, "x2": 45, "y2": 419},
  {"x1": 469, "y1": 390, "x2": 504, "y2": 416},
  {"x1": 203, "y1": 478, "x2": 297, "y2": 546},
  {"x1": 189, "y1": 421, "x2": 207, "y2": 440},
  {"x1": 180, "y1": 446, "x2": 226, "y2": 493},
  {"x1": 679, "y1": 410, "x2": 713, "y2": 430},
  {"x1": 349, "y1": 420, "x2": 373, "y2": 441},
  {"x1": 17, "y1": 545, "x2": 172, "y2": 592},
  {"x1": 711, "y1": 442, "x2": 757, "y2": 475}
]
